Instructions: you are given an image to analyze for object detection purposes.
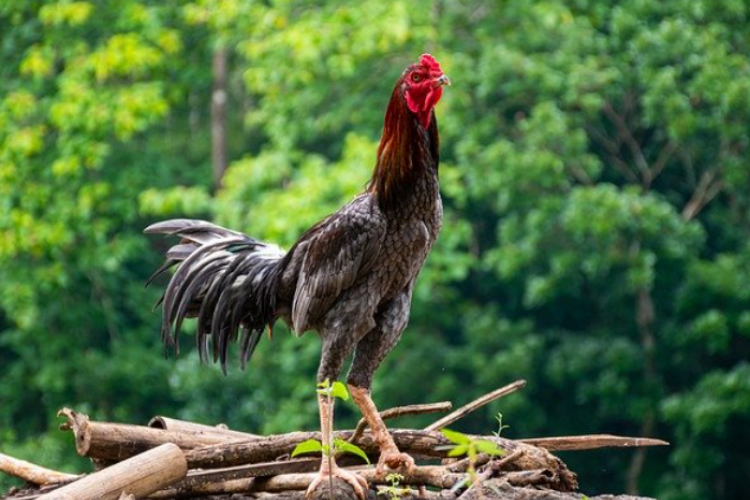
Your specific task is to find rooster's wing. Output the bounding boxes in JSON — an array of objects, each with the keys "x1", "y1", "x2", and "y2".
[{"x1": 290, "y1": 195, "x2": 386, "y2": 334}]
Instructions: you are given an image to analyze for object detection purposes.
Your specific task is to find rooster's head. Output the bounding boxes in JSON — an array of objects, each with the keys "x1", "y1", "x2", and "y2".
[{"x1": 401, "y1": 54, "x2": 450, "y2": 128}]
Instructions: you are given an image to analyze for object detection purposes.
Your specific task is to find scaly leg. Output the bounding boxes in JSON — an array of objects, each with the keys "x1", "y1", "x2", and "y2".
[
  {"x1": 306, "y1": 393, "x2": 368, "y2": 499},
  {"x1": 349, "y1": 385, "x2": 415, "y2": 476}
]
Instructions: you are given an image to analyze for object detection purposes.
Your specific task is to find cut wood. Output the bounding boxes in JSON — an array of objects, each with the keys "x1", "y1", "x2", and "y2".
[
  {"x1": 183, "y1": 429, "x2": 578, "y2": 491},
  {"x1": 518, "y1": 434, "x2": 670, "y2": 451},
  {"x1": 4, "y1": 485, "x2": 656, "y2": 500},
  {"x1": 0, "y1": 408, "x2": 667, "y2": 500},
  {"x1": 147, "y1": 417, "x2": 260, "y2": 441},
  {"x1": 0, "y1": 453, "x2": 79, "y2": 486},
  {"x1": 424, "y1": 380, "x2": 526, "y2": 432},
  {"x1": 151, "y1": 466, "x2": 465, "y2": 499},
  {"x1": 168, "y1": 491, "x2": 652, "y2": 500},
  {"x1": 36, "y1": 443, "x2": 187, "y2": 500},
  {"x1": 148, "y1": 457, "x2": 323, "y2": 497},
  {"x1": 58, "y1": 408, "x2": 247, "y2": 461}
]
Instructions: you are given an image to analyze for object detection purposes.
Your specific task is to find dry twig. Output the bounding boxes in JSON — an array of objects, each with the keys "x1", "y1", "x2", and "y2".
[
  {"x1": 349, "y1": 401, "x2": 452, "y2": 443},
  {"x1": 424, "y1": 380, "x2": 526, "y2": 432},
  {"x1": 519, "y1": 434, "x2": 669, "y2": 451},
  {"x1": 0, "y1": 453, "x2": 79, "y2": 486}
]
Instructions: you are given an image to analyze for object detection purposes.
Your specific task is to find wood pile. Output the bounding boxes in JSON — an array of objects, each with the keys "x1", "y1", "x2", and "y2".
[{"x1": 0, "y1": 381, "x2": 667, "y2": 500}]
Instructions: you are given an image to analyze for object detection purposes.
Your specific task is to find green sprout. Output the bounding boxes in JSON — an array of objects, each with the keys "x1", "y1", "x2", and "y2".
[
  {"x1": 438, "y1": 428, "x2": 506, "y2": 492},
  {"x1": 291, "y1": 380, "x2": 370, "y2": 464},
  {"x1": 493, "y1": 412, "x2": 510, "y2": 437},
  {"x1": 377, "y1": 473, "x2": 413, "y2": 500}
]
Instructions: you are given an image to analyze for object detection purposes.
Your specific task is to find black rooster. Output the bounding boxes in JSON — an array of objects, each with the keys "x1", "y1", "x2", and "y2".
[{"x1": 145, "y1": 54, "x2": 449, "y2": 496}]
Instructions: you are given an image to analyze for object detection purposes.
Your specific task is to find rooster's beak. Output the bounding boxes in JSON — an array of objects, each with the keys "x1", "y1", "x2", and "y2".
[{"x1": 436, "y1": 74, "x2": 451, "y2": 87}]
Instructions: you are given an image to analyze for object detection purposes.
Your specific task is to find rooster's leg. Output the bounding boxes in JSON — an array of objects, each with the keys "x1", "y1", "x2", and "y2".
[
  {"x1": 346, "y1": 292, "x2": 415, "y2": 475},
  {"x1": 306, "y1": 393, "x2": 368, "y2": 500},
  {"x1": 349, "y1": 385, "x2": 415, "y2": 475}
]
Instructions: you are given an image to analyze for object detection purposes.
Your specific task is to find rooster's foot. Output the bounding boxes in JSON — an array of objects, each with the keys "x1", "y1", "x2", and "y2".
[
  {"x1": 376, "y1": 450, "x2": 415, "y2": 476},
  {"x1": 306, "y1": 463, "x2": 368, "y2": 500}
]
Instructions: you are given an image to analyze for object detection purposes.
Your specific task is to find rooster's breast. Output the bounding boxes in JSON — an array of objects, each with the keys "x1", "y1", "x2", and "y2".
[{"x1": 375, "y1": 203, "x2": 442, "y2": 299}]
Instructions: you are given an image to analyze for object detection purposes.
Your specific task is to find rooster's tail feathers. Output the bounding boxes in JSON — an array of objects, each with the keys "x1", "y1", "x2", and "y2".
[{"x1": 145, "y1": 219, "x2": 284, "y2": 372}]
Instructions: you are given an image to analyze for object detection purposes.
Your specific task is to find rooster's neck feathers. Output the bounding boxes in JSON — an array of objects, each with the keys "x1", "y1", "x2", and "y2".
[{"x1": 367, "y1": 84, "x2": 440, "y2": 211}]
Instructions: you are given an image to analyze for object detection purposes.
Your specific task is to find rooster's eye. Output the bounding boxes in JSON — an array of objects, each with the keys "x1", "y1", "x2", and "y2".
[{"x1": 411, "y1": 73, "x2": 422, "y2": 82}]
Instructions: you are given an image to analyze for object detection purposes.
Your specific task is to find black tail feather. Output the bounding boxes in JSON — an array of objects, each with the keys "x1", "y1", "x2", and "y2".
[
  {"x1": 146, "y1": 259, "x2": 178, "y2": 288},
  {"x1": 144, "y1": 219, "x2": 284, "y2": 370}
]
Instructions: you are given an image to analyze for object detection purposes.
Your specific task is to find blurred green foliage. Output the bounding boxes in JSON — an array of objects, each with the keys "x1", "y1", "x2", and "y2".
[{"x1": 1, "y1": 1, "x2": 749, "y2": 499}]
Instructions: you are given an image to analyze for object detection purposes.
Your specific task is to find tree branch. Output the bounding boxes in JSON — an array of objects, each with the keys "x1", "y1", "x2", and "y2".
[
  {"x1": 0, "y1": 453, "x2": 79, "y2": 486},
  {"x1": 682, "y1": 168, "x2": 723, "y2": 220},
  {"x1": 586, "y1": 125, "x2": 640, "y2": 183},
  {"x1": 424, "y1": 380, "x2": 526, "y2": 432},
  {"x1": 647, "y1": 140, "x2": 677, "y2": 187},
  {"x1": 519, "y1": 434, "x2": 668, "y2": 451},
  {"x1": 349, "y1": 401, "x2": 452, "y2": 444},
  {"x1": 602, "y1": 102, "x2": 651, "y2": 184}
]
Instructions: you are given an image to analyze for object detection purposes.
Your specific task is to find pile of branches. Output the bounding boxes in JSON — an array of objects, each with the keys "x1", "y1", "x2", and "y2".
[{"x1": 0, "y1": 381, "x2": 666, "y2": 500}]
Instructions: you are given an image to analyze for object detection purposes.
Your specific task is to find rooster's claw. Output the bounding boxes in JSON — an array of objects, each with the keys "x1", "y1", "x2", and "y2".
[
  {"x1": 306, "y1": 465, "x2": 368, "y2": 500},
  {"x1": 376, "y1": 451, "x2": 415, "y2": 476}
]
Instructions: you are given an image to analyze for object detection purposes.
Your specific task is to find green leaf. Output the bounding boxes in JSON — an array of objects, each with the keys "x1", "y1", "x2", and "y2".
[
  {"x1": 330, "y1": 381, "x2": 349, "y2": 401},
  {"x1": 334, "y1": 438, "x2": 370, "y2": 464},
  {"x1": 447, "y1": 444, "x2": 470, "y2": 457},
  {"x1": 291, "y1": 439, "x2": 323, "y2": 457},
  {"x1": 474, "y1": 440, "x2": 506, "y2": 457},
  {"x1": 385, "y1": 473, "x2": 404, "y2": 485},
  {"x1": 440, "y1": 428, "x2": 471, "y2": 445}
]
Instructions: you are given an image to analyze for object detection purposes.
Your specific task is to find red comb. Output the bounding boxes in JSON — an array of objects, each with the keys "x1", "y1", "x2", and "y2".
[{"x1": 419, "y1": 53, "x2": 442, "y2": 72}]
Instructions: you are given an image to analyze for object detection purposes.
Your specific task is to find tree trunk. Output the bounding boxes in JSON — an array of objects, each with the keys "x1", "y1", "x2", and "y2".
[
  {"x1": 211, "y1": 46, "x2": 228, "y2": 189},
  {"x1": 626, "y1": 286, "x2": 658, "y2": 495}
]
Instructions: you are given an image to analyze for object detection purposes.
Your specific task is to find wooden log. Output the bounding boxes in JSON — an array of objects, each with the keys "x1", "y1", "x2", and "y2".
[
  {"x1": 518, "y1": 434, "x2": 669, "y2": 451},
  {"x1": 36, "y1": 443, "x2": 187, "y2": 500},
  {"x1": 150, "y1": 473, "x2": 655, "y2": 500},
  {"x1": 183, "y1": 429, "x2": 578, "y2": 491},
  {"x1": 148, "y1": 458, "x2": 322, "y2": 497},
  {"x1": 171, "y1": 492, "x2": 653, "y2": 500},
  {"x1": 150, "y1": 464, "x2": 464, "y2": 498},
  {"x1": 0, "y1": 453, "x2": 79, "y2": 486},
  {"x1": 57, "y1": 408, "x2": 250, "y2": 461},
  {"x1": 4, "y1": 484, "x2": 656, "y2": 500},
  {"x1": 147, "y1": 416, "x2": 260, "y2": 441},
  {"x1": 456, "y1": 478, "x2": 654, "y2": 500}
]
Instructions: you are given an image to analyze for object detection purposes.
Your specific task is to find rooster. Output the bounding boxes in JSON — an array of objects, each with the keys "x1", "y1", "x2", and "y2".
[{"x1": 145, "y1": 54, "x2": 450, "y2": 497}]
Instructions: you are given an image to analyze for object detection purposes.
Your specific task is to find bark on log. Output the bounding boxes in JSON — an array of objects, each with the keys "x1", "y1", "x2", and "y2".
[
  {"x1": 0, "y1": 453, "x2": 79, "y2": 486},
  {"x1": 180, "y1": 493, "x2": 651, "y2": 500},
  {"x1": 36, "y1": 443, "x2": 187, "y2": 500},
  {"x1": 58, "y1": 409, "x2": 251, "y2": 461},
  {"x1": 150, "y1": 465, "x2": 465, "y2": 498},
  {"x1": 148, "y1": 417, "x2": 260, "y2": 441},
  {"x1": 184, "y1": 429, "x2": 578, "y2": 491},
  {"x1": 3, "y1": 486, "x2": 656, "y2": 500},
  {"x1": 303, "y1": 476, "x2": 655, "y2": 500}
]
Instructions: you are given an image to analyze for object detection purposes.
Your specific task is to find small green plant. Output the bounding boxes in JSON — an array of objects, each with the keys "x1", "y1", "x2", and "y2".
[
  {"x1": 317, "y1": 379, "x2": 350, "y2": 400},
  {"x1": 291, "y1": 380, "x2": 370, "y2": 464},
  {"x1": 291, "y1": 436, "x2": 370, "y2": 464},
  {"x1": 438, "y1": 428, "x2": 506, "y2": 492},
  {"x1": 376, "y1": 473, "x2": 413, "y2": 500},
  {"x1": 492, "y1": 412, "x2": 510, "y2": 437}
]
